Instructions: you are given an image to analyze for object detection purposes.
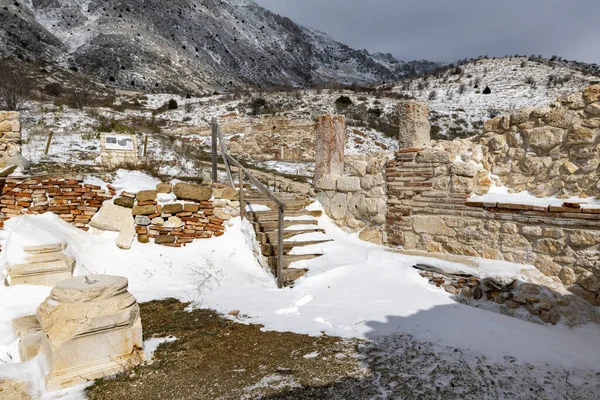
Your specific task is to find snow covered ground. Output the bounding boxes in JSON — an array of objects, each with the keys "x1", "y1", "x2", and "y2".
[{"x1": 0, "y1": 176, "x2": 599, "y2": 398}]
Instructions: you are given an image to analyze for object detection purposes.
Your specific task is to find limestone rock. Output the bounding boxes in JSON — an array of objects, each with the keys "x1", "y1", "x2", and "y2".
[
  {"x1": 525, "y1": 126, "x2": 565, "y2": 150},
  {"x1": 534, "y1": 254, "x2": 562, "y2": 277},
  {"x1": 583, "y1": 84, "x2": 600, "y2": 103},
  {"x1": 585, "y1": 102, "x2": 600, "y2": 116},
  {"x1": 136, "y1": 190, "x2": 157, "y2": 202},
  {"x1": 137, "y1": 235, "x2": 149, "y2": 244},
  {"x1": 328, "y1": 193, "x2": 347, "y2": 220},
  {"x1": 564, "y1": 92, "x2": 585, "y2": 109},
  {"x1": 114, "y1": 196, "x2": 135, "y2": 208},
  {"x1": 484, "y1": 115, "x2": 509, "y2": 133},
  {"x1": 413, "y1": 216, "x2": 456, "y2": 237},
  {"x1": 6, "y1": 155, "x2": 30, "y2": 171},
  {"x1": 567, "y1": 125, "x2": 597, "y2": 144},
  {"x1": 173, "y1": 183, "x2": 212, "y2": 201},
  {"x1": 0, "y1": 378, "x2": 30, "y2": 400},
  {"x1": 184, "y1": 203, "x2": 200, "y2": 213},
  {"x1": 132, "y1": 205, "x2": 157, "y2": 216},
  {"x1": 578, "y1": 271, "x2": 600, "y2": 293},
  {"x1": 155, "y1": 235, "x2": 176, "y2": 244},
  {"x1": 90, "y1": 204, "x2": 135, "y2": 249},
  {"x1": 344, "y1": 159, "x2": 368, "y2": 177},
  {"x1": 164, "y1": 216, "x2": 183, "y2": 228},
  {"x1": 152, "y1": 217, "x2": 164, "y2": 226},
  {"x1": 156, "y1": 183, "x2": 172, "y2": 193},
  {"x1": 336, "y1": 176, "x2": 361, "y2": 192},
  {"x1": 510, "y1": 106, "x2": 534, "y2": 125},
  {"x1": 358, "y1": 226, "x2": 383, "y2": 245},
  {"x1": 162, "y1": 203, "x2": 184, "y2": 214},
  {"x1": 135, "y1": 216, "x2": 151, "y2": 226},
  {"x1": 450, "y1": 162, "x2": 480, "y2": 178},
  {"x1": 559, "y1": 266, "x2": 577, "y2": 286},
  {"x1": 314, "y1": 174, "x2": 338, "y2": 191}
]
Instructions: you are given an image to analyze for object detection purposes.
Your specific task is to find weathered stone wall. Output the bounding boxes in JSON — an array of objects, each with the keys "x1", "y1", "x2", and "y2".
[
  {"x1": 0, "y1": 111, "x2": 22, "y2": 167},
  {"x1": 315, "y1": 153, "x2": 388, "y2": 242},
  {"x1": 479, "y1": 84, "x2": 600, "y2": 197},
  {"x1": 0, "y1": 178, "x2": 113, "y2": 230},
  {"x1": 386, "y1": 147, "x2": 600, "y2": 306}
]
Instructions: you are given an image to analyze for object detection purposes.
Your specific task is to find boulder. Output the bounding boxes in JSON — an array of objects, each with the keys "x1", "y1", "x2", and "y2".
[
  {"x1": 559, "y1": 266, "x2": 577, "y2": 286},
  {"x1": 585, "y1": 102, "x2": 600, "y2": 116},
  {"x1": 173, "y1": 183, "x2": 212, "y2": 201},
  {"x1": 510, "y1": 106, "x2": 534, "y2": 124},
  {"x1": 329, "y1": 193, "x2": 347, "y2": 220},
  {"x1": 578, "y1": 271, "x2": 600, "y2": 293},
  {"x1": 566, "y1": 125, "x2": 597, "y2": 145},
  {"x1": 152, "y1": 217, "x2": 165, "y2": 226},
  {"x1": 314, "y1": 174, "x2": 338, "y2": 191},
  {"x1": 136, "y1": 190, "x2": 157, "y2": 202}
]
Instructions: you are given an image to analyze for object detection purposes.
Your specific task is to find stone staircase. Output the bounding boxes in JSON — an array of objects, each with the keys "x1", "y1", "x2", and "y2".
[{"x1": 245, "y1": 195, "x2": 330, "y2": 286}]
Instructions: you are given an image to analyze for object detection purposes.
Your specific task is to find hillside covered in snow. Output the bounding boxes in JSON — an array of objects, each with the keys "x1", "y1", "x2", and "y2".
[
  {"x1": 394, "y1": 56, "x2": 600, "y2": 138},
  {"x1": 0, "y1": 0, "x2": 439, "y2": 92}
]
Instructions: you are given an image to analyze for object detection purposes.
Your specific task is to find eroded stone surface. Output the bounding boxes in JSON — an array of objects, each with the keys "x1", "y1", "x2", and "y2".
[
  {"x1": 37, "y1": 275, "x2": 145, "y2": 391},
  {"x1": 314, "y1": 115, "x2": 346, "y2": 183}
]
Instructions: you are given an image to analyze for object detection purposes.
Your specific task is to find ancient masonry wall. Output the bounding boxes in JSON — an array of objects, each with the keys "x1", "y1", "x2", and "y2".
[
  {"x1": 0, "y1": 178, "x2": 112, "y2": 230},
  {"x1": 386, "y1": 148, "x2": 600, "y2": 306},
  {"x1": 0, "y1": 178, "x2": 240, "y2": 247},
  {"x1": 315, "y1": 154, "x2": 388, "y2": 235},
  {"x1": 0, "y1": 111, "x2": 21, "y2": 167}
]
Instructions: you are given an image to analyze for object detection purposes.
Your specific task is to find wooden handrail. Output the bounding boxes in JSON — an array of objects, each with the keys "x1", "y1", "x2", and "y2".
[{"x1": 212, "y1": 120, "x2": 286, "y2": 288}]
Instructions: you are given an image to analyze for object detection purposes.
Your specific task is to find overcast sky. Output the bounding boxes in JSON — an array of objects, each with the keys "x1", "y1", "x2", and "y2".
[{"x1": 254, "y1": 0, "x2": 600, "y2": 65}]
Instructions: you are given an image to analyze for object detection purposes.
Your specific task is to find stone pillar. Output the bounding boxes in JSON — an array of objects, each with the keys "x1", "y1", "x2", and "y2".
[
  {"x1": 8, "y1": 242, "x2": 75, "y2": 286},
  {"x1": 36, "y1": 275, "x2": 145, "y2": 391},
  {"x1": 0, "y1": 111, "x2": 22, "y2": 168},
  {"x1": 398, "y1": 101, "x2": 431, "y2": 149},
  {"x1": 314, "y1": 115, "x2": 346, "y2": 184}
]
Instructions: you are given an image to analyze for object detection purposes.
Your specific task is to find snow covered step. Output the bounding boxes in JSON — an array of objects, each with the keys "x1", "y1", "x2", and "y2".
[
  {"x1": 247, "y1": 210, "x2": 319, "y2": 222},
  {"x1": 257, "y1": 228, "x2": 325, "y2": 244},
  {"x1": 268, "y1": 254, "x2": 324, "y2": 270},
  {"x1": 282, "y1": 268, "x2": 308, "y2": 285},
  {"x1": 253, "y1": 219, "x2": 318, "y2": 232},
  {"x1": 261, "y1": 240, "x2": 332, "y2": 256}
]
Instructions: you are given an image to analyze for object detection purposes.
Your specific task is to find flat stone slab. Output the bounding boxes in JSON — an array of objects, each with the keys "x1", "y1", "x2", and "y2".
[{"x1": 50, "y1": 275, "x2": 130, "y2": 304}]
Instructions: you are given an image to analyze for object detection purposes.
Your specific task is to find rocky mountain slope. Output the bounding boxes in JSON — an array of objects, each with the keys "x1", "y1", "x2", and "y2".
[
  {"x1": 0, "y1": 0, "x2": 439, "y2": 93},
  {"x1": 393, "y1": 56, "x2": 600, "y2": 138}
]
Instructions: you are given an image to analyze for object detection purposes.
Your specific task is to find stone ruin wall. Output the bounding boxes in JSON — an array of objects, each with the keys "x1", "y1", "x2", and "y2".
[
  {"x1": 385, "y1": 86, "x2": 600, "y2": 307},
  {"x1": 479, "y1": 84, "x2": 600, "y2": 197},
  {"x1": 0, "y1": 111, "x2": 21, "y2": 168},
  {"x1": 0, "y1": 178, "x2": 239, "y2": 247},
  {"x1": 312, "y1": 115, "x2": 388, "y2": 244}
]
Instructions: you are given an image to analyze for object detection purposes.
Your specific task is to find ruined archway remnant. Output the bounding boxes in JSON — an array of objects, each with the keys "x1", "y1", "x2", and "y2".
[
  {"x1": 398, "y1": 101, "x2": 431, "y2": 150},
  {"x1": 314, "y1": 115, "x2": 346, "y2": 184},
  {"x1": 36, "y1": 275, "x2": 145, "y2": 391}
]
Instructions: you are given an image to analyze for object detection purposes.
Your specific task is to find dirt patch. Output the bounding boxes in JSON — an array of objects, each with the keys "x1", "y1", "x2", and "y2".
[{"x1": 85, "y1": 299, "x2": 365, "y2": 400}]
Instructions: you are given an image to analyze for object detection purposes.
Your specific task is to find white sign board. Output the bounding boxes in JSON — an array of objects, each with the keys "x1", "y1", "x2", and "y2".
[{"x1": 105, "y1": 135, "x2": 134, "y2": 151}]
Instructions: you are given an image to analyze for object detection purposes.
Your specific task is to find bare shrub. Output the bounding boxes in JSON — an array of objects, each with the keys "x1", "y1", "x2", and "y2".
[{"x1": 0, "y1": 60, "x2": 32, "y2": 110}]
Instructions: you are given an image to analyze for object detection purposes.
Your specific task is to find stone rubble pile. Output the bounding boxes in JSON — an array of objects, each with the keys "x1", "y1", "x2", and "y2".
[
  {"x1": 416, "y1": 266, "x2": 562, "y2": 324},
  {"x1": 111, "y1": 182, "x2": 240, "y2": 247}
]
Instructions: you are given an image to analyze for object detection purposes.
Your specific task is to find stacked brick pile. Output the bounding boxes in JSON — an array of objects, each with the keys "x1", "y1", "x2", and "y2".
[
  {"x1": 111, "y1": 182, "x2": 237, "y2": 247},
  {"x1": 0, "y1": 178, "x2": 113, "y2": 230}
]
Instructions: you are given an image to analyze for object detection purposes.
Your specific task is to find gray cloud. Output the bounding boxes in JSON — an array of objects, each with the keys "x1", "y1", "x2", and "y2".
[{"x1": 254, "y1": 0, "x2": 600, "y2": 64}]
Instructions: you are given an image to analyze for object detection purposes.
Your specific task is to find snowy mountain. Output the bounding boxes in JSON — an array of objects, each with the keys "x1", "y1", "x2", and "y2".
[
  {"x1": 0, "y1": 0, "x2": 440, "y2": 92},
  {"x1": 394, "y1": 56, "x2": 600, "y2": 138}
]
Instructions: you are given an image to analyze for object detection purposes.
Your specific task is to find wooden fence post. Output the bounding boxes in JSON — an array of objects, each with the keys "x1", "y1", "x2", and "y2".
[
  {"x1": 239, "y1": 168, "x2": 245, "y2": 221},
  {"x1": 211, "y1": 117, "x2": 218, "y2": 184},
  {"x1": 143, "y1": 135, "x2": 149, "y2": 157},
  {"x1": 277, "y1": 206, "x2": 284, "y2": 289},
  {"x1": 44, "y1": 132, "x2": 54, "y2": 155}
]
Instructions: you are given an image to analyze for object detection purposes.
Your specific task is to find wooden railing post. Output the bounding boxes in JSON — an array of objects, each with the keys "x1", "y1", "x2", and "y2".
[
  {"x1": 211, "y1": 117, "x2": 218, "y2": 184},
  {"x1": 277, "y1": 206, "x2": 284, "y2": 289},
  {"x1": 239, "y1": 168, "x2": 245, "y2": 221}
]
